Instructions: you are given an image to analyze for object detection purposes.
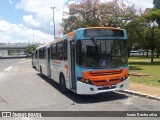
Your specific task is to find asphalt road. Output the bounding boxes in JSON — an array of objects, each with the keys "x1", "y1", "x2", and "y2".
[
  {"x1": 0, "y1": 58, "x2": 160, "y2": 120},
  {"x1": 0, "y1": 58, "x2": 22, "y2": 72}
]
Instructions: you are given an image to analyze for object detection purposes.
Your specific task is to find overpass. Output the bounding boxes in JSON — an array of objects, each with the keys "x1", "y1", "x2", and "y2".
[{"x1": 0, "y1": 43, "x2": 28, "y2": 57}]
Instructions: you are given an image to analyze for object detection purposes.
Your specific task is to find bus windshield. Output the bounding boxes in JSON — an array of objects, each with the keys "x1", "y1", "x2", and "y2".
[{"x1": 76, "y1": 39, "x2": 128, "y2": 68}]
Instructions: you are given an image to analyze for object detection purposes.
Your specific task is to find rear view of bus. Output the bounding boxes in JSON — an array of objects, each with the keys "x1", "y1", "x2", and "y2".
[{"x1": 74, "y1": 27, "x2": 129, "y2": 94}]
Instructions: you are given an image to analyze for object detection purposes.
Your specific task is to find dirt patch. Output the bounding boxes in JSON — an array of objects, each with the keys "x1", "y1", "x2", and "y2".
[
  {"x1": 129, "y1": 83, "x2": 160, "y2": 97},
  {"x1": 129, "y1": 72, "x2": 149, "y2": 77}
]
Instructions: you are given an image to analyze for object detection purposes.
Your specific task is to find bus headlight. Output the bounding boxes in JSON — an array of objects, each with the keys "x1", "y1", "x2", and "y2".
[
  {"x1": 120, "y1": 76, "x2": 126, "y2": 82},
  {"x1": 84, "y1": 79, "x2": 93, "y2": 85},
  {"x1": 84, "y1": 79, "x2": 89, "y2": 83},
  {"x1": 120, "y1": 74, "x2": 129, "y2": 82}
]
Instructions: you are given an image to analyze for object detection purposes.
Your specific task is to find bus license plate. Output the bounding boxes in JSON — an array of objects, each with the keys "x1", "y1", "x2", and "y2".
[{"x1": 103, "y1": 85, "x2": 112, "y2": 88}]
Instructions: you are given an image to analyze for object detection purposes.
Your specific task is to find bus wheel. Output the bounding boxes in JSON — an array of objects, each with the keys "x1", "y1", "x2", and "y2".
[{"x1": 60, "y1": 75, "x2": 67, "y2": 94}]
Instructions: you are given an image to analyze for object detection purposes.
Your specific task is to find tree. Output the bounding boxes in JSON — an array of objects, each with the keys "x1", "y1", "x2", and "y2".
[
  {"x1": 153, "y1": 0, "x2": 160, "y2": 9},
  {"x1": 25, "y1": 45, "x2": 37, "y2": 56},
  {"x1": 62, "y1": 0, "x2": 139, "y2": 34},
  {"x1": 147, "y1": 9, "x2": 160, "y2": 27},
  {"x1": 144, "y1": 9, "x2": 160, "y2": 63},
  {"x1": 154, "y1": 28, "x2": 160, "y2": 57},
  {"x1": 124, "y1": 17, "x2": 145, "y2": 57}
]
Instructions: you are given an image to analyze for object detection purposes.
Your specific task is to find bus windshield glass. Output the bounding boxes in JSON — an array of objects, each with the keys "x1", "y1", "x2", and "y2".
[{"x1": 76, "y1": 39, "x2": 128, "y2": 68}]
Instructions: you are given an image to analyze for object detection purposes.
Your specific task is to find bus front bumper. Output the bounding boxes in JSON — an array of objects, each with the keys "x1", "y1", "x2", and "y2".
[{"x1": 76, "y1": 78, "x2": 129, "y2": 95}]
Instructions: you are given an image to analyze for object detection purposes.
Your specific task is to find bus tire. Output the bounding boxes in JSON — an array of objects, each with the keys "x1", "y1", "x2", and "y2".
[{"x1": 60, "y1": 74, "x2": 67, "y2": 94}]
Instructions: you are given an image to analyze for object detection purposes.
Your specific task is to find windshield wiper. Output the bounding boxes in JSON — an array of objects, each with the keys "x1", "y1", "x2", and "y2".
[{"x1": 91, "y1": 37, "x2": 102, "y2": 54}]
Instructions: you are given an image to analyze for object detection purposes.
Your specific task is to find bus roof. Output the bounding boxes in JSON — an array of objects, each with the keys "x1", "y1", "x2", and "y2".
[
  {"x1": 81, "y1": 27, "x2": 125, "y2": 30},
  {"x1": 36, "y1": 42, "x2": 50, "y2": 50},
  {"x1": 37, "y1": 27, "x2": 126, "y2": 48}
]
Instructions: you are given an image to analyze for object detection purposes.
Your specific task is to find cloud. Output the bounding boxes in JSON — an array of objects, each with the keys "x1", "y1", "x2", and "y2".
[
  {"x1": 0, "y1": 20, "x2": 53, "y2": 43},
  {"x1": 100, "y1": 0, "x2": 153, "y2": 10},
  {"x1": 23, "y1": 15, "x2": 39, "y2": 27},
  {"x1": 125, "y1": 0, "x2": 153, "y2": 10},
  {"x1": 15, "y1": 0, "x2": 67, "y2": 37},
  {"x1": 3, "y1": 0, "x2": 152, "y2": 44},
  {"x1": 8, "y1": 0, "x2": 13, "y2": 5},
  {"x1": 15, "y1": 0, "x2": 153, "y2": 37}
]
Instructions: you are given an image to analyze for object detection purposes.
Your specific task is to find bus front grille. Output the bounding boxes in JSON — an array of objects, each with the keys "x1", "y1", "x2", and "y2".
[{"x1": 89, "y1": 70, "x2": 122, "y2": 76}]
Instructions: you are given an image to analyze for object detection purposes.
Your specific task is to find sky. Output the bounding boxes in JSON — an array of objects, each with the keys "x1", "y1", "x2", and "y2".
[{"x1": 0, "y1": 0, "x2": 154, "y2": 43}]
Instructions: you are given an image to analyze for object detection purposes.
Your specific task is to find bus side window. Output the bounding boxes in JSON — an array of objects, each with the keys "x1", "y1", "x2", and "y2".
[
  {"x1": 39, "y1": 48, "x2": 42, "y2": 59},
  {"x1": 44, "y1": 47, "x2": 46, "y2": 59},
  {"x1": 39, "y1": 47, "x2": 46, "y2": 59},
  {"x1": 63, "y1": 39, "x2": 67, "y2": 60},
  {"x1": 35, "y1": 50, "x2": 37, "y2": 59},
  {"x1": 51, "y1": 44, "x2": 56, "y2": 60},
  {"x1": 56, "y1": 41, "x2": 63, "y2": 60}
]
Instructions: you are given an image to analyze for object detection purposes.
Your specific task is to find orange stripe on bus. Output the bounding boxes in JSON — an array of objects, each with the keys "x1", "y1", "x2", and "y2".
[
  {"x1": 65, "y1": 64, "x2": 68, "y2": 75},
  {"x1": 52, "y1": 61, "x2": 61, "y2": 64},
  {"x1": 82, "y1": 68, "x2": 128, "y2": 86},
  {"x1": 67, "y1": 32, "x2": 74, "y2": 37}
]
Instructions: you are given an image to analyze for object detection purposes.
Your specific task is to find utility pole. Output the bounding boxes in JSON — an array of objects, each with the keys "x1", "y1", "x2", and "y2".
[
  {"x1": 33, "y1": 29, "x2": 34, "y2": 44},
  {"x1": 51, "y1": 7, "x2": 56, "y2": 39}
]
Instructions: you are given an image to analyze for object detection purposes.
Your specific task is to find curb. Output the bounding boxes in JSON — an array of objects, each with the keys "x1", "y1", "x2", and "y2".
[{"x1": 120, "y1": 90, "x2": 160, "y2": 101}]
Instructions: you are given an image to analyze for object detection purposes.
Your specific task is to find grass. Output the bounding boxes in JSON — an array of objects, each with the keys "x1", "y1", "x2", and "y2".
[{"x1": 129, "y1": 57, "x2": 160, "y2": 88}]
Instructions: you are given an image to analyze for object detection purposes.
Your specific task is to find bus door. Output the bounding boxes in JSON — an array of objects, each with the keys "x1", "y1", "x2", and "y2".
[
  {"x1": 70, "y1": 41, "x2": 76, "y2": 90},
  {"x1": 31, "y1": 53, "x2": 33, "y2": 66},
  {"x1": 47, "y1": 47, "x2": 51, "y2": 77},
  {"x1": 35, "y1": 50, "x2": 38, "y2": 70},
  {"x1": 37, "y1": 50, "x2": 40, "y2": 71}
]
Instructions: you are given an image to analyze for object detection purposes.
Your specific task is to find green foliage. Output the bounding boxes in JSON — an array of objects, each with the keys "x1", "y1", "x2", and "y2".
[
  {"x1": 155, "y1": 28, "x2": 160, "y2": 55},
  {"x1": 129, "y1": 57, "x2": 160, "y2": 87},
  {"x1": 146, "y1": 9, "x2": 160, "y2": 27},
  {"x1": 25, "y1": 45, "x2": 37, "y2": 55},
  {"x1": 142, "y1": 8, "x2": 160, "y2": 62},
  {"x1": 124, "y1": 17, "x2": 146, "y2": 57}
]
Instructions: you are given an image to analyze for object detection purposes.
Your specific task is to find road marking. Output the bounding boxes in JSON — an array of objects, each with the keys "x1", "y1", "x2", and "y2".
[{"x1": 3, "y1": 66, "x2": 13, "y2": 72}]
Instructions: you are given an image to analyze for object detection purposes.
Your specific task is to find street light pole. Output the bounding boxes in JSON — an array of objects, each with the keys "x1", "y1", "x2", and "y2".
[{"x1": 51, "y1": 7, "x2": 56, "y2": 39}]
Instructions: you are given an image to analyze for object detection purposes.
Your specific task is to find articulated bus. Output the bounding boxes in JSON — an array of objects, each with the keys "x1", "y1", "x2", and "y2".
[{"x1": 32, "y1": 27, "x2": 129, "y2": 95}]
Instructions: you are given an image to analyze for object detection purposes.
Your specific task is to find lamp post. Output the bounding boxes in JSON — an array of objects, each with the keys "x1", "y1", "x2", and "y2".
[{"x1": 51, "y1": 7, "x2": 56, "y2": 39}]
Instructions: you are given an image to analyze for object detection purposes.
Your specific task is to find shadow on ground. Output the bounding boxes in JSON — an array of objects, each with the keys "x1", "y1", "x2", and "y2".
[
  {"x1": 37, "y1": 74, "x2": 128, "y2": 104},
  {"x1": 129, "y1": 61, "x2": 160, "y2": 66}
]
